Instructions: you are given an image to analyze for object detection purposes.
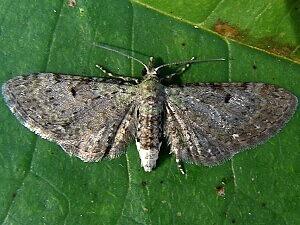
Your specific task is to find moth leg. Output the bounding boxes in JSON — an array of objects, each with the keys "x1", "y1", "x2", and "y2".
[
  {"x1": 162, "y1": 57, "x2": 194, "y2": 81},
  {"x1": 96, "y1": 64, "x2": 139, "y2": 84},
  {"x1": 175, "y1": 157, "x2": 186, "y2": 175}
]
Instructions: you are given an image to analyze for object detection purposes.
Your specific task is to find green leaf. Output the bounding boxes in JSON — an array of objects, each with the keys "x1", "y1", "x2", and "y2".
[
  {"x1": 0, "y1": 0, "x2": 299, "y2": 225},
  {"x1": 137, "y1": 0, "x2": 300, "y2": 61}
]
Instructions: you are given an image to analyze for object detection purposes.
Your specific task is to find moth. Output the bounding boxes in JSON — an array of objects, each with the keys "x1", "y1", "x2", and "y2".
[{"x1": 2, "y1": 44, "x2": 298, "y2": 173}]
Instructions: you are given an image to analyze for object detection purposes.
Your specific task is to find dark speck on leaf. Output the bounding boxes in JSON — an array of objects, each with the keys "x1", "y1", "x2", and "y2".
[
  {"x1": 253, "y1": 64, "x2": 257, "y2": 70},
  {"x1": 141, "y1": 181, "x2": 147, "y2": 187},
  {"x1": 221, "y1": 176, "x2": 234, "y2": 184},
  {"x1": 216, "y1": 185, "x2": 225, "y2": 197}
]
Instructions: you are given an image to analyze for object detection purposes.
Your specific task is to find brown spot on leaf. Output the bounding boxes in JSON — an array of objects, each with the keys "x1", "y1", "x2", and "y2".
[
  {"x1": 216, "y1": 185, "x2": 225, "y2": 197},
  {"x1": 68, "y1": 0, "x2": 76, "y2": 7},
  {"x1": 256, "y1": 36, "x2": 297, "y2": 61},
  {"x1": 213, "y1": 19, "x2": 299, "y2": 62},
  {"x1": 214, "y1": 20, "x2": 241, "y2": 39}
]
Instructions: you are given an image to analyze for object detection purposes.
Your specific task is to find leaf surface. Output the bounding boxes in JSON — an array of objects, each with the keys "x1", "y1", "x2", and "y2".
[{"x1": 0, "y1": 0, "x2": 299, "y2": 224}]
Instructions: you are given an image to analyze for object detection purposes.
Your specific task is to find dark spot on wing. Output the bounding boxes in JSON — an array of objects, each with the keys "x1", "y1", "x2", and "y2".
[
  {"x1": 224, "y1": 93, "x2": 231, "y2": 103},
  {"x1": 71, "y1": 87, "x2": 77, "y2": 97}
]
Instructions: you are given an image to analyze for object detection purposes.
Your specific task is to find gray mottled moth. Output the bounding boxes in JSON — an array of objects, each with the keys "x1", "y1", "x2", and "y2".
[{"x1": 2, "y1": 44, "x2": 297, "y2": 173}]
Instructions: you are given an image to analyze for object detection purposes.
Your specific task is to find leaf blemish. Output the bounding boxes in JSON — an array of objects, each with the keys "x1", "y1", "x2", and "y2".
[
  {"x1": 214, "y1": 20, "x2": 240, "y2": 39},
  {"x1": 68, "y1": 0, "x2": 76, "y2": 7},
  {"x1": 141, "y1": 181, "x2": 147, "y2": 187}
]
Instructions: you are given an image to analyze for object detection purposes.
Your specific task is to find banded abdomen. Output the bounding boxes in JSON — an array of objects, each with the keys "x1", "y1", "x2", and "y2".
[{"x1": 136, "y1": 76, "x2": 165, "y2": 172}]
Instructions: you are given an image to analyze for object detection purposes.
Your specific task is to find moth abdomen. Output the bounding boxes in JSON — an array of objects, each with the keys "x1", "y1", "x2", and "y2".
[{"x1": 135, "y1": 76, "x2": 165, "y2": 172}]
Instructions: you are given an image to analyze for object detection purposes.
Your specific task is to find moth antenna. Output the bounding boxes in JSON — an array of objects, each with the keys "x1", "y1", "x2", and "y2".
[
  {"x1": 92, "y1": 43, "x2": 150, "y2": 73},
  {"x1": 154, "y1": 58, "x2": 226, "y2": 72}
]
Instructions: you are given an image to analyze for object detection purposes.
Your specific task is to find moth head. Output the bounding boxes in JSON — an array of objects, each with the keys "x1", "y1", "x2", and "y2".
[
  {"x1": 143, "y1": 57, "x2": 161, "y2": 77},
  {"x1": 92, "y1": 43, "x2": 226, "y2": 81}
]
